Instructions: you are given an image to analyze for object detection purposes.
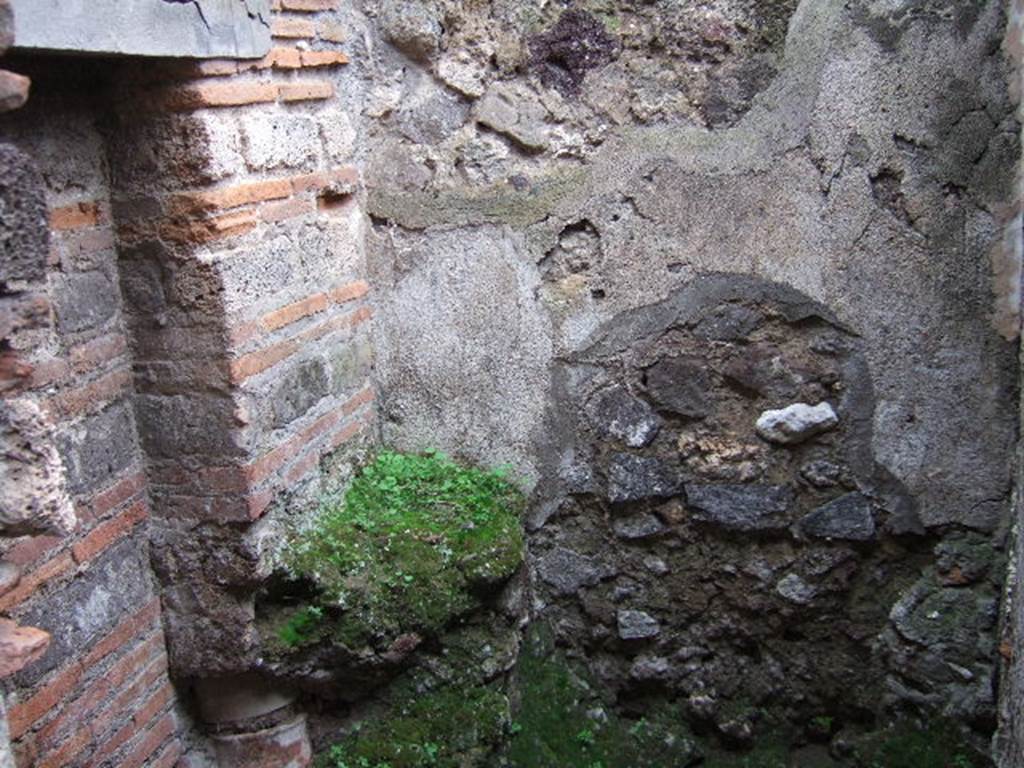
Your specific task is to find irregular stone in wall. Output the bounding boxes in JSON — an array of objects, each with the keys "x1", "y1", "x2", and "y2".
[
  {"x1": 269, "y1": 358, "x2": 330, "y2": 429},
  {"x1": 52, "y1": 270, "x2": 118, "y2": 334},
  {"x1": 612, "y1": 512, "x2": 667, "y2": 541},
  {"x1": 528, "y1": 9, "x2": 618, "y2": 96},
  {"x1": 755, "y1": 402, "x2": 838, "y2": 445},
  {"x1": 0, "y1": 619, "x2": 48, "y2": 677},
  {"x1": 377, "y1": 0, "x2": 442, "y2": 62},
  {"x1": 890, "y1": 581, "x2": 999, "y2": 663},
  {"x1": 10, "y1": 0, "x2": 272, "y2": 59},
  {"x1": 0, "y1": 399, "x2": 75, "y2": 537},
  {"x1": 722, "y1": 345, "x2": 799, "y2": 400},
  {"x1": 617, "y1": 609, "x2": 660, "y2": 640},
  {"x1": 584, "y1": 385, "x2": 661, "y2": 448},
  {"x1": 536, "y1": 547, "x2": 609, "y2": 596},
  {"x1": 475, "y1": 83, "x2": 550, "y2": 153},
  {"x1": 691, "y1": 303, "x2": 764, "y2": 342},
  {"x1": 934, "y1": 533, "x2": 994, "y2": 586},
  {"x1": 686, "y1": 483, "x2": 793, "y2": 533},
  {"x1": 57, "y1": 401, "x2": 137, "y2": 494},
  {"x1": 0, "y1": 144, "x2": 47, "y2": 285},
  {"x1": 395, "y1": 89, "x2": 470, "y2": 147},
  {"x1": 775, "y1": 573, "x2": 816, "y2": 605},
  {"x1": 799, "y1": 459, "x2": 842, "y2": 488},
  {"x1": 799, "y1": 492, "x2": 876, "y2": 542},
  {"x1": 606, "y1": 453, "x2": 682, "y2": 503},
  {"x1": 643, "y1": 356, "x2": 713, "y2": 419},
  {"x1": 0, "y1": 73, "x2": 28, "y2": 116},
  {"x1": 437, "y1": 53, "x2": 487, "y2": 99}
]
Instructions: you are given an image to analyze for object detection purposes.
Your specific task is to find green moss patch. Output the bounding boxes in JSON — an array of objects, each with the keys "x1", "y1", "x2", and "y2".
[
  {"x1": 505, "y1": 624, "x2": 701, "y2": 768},
  {"x1": 320, "y1": 682, "x2": 511, "y2": 768},
  {"x1": 277, "y1": 451, "x2": 525, "y2": 649},
  {"x1": 852, "y1": 720, "x2": 981, "y2": 768}
]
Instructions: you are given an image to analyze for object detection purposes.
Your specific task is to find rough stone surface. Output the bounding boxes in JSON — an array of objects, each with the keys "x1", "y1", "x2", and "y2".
[
  {"x1": 475, "y1": 83, "x2": 550, "y2": 153},
  {"x1": 57, "y1": 403, "x2": 138, "y2": 495},
  {"x1": 528, "y1": 10, "x2": 618, "y2": 96},
  {"x1": 612, "y1": 513, "x2": 667, "y2": 541},
  {"x1": 0, "y1": 619, "x2": 49, "y2": 678},
  {"x1": 377, "y1": 0, "x2": 441, "y2": 62},
  {"x1": 536, "y1": 547, "x2": 606, "y2": 596},
  {"x1": 269, "y1": 358, "x2": 330, "y2": 429},
  {"x1": 617, "y1": 610, "x2": 660, "y2": 640},
  {"x1": 686, "y1": 483, "x2": 793, "y2": 533},
  {"x1": 53, "y1": 270, "x2": 118, "y2": 334},
  {"x1": 11, "y1": 0, "x2": 272, "y2": 58},
  {"x1": 799, "y1": 492, "x2": 876, "y2": 542},
  {"x1": 0, "y1": 144, "x2": 47, "y2": 284},
  {"x1": 775, "y1": 573, "x2": 816, "y2": 605},
  {"x1": 755, "y1": 402, "x2": 839, "y2": 445},
  {"x1": 15, "y1": 538, "x2": 152, "y2": 686},
  {"x1": 643, "y1": 357, "x2": 713, "y2": 419},
  {"x1": 0, "y1": 399, "x2": 75, "y2": 536},
  {"x1": 584, "y1": 385, "x2": 661, "y2": 447},
  {"x1": 606, "y1": 453, "x2": 681, "y2": 504},
  {"x1": 800, "y1": 459, "x2": 842, "y2": 488}
]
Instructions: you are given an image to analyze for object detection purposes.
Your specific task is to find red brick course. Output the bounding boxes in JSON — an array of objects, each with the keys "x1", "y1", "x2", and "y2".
[
  {"x1": 272, "y1": 18, "x2": 316, "y2": 38},
  {"x1": 71, "y1": 498, "x2": 148, "y2": 564},
  {"x1": 48, "y1": 201, "x2": 106, "y2": 231},
  {"x1": 7, "y1": 599, "x2": 161, "y2": 739}
]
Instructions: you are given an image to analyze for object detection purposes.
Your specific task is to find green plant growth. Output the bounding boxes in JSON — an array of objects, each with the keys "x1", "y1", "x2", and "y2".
[
  {"x1": 277, "y1": 605, "x2": 325, "y2": 648},
  {"x1": 319, "y1": 681, "x2": 511, "y2": 768},
  {"x1": 854, "y1": 720, "x2": 979, "y2": 768},
  {"x1": 278, "y1": 450, "x2": 525, "y2": 648},
  {"x1": 505, "y1": 624, "x2": 701, "y2": 767}
]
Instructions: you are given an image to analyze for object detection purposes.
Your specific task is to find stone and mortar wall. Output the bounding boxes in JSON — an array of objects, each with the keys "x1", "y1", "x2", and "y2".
[
  {"x1": 354, "y1": 0, "x2": 1023, "y2": 759},
  {"x1": 0, "y1": 0, "x2": 1022, "y2": 765},
  {"x1": 0, "y1": 0, "x2": 374, "y2": 765}
]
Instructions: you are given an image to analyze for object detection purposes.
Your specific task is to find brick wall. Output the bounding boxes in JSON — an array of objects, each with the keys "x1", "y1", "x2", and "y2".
[
  {"x1": 0, "y1": 62, "x2": 186, "y2": 768},
  {"x1": 0, "y1": 0, "x2": 375, "y2": 764}
]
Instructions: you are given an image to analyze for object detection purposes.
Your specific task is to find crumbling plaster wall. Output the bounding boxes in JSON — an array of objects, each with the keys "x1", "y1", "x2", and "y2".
[{"x1": 353, "y1": 0, "x2": 1022, "y2": 755}]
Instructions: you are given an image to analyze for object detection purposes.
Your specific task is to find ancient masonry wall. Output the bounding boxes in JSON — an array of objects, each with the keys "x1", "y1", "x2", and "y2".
[{"x1": 0, "y1": 0, "x2": 373, "y2": 765}]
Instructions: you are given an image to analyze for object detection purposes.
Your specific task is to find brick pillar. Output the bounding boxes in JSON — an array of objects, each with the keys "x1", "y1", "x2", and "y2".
[{"x1": 103, "y1": 0, "x2": 375, "y2": 681}]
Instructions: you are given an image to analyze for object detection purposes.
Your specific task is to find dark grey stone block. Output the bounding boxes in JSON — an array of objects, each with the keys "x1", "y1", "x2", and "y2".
[
  {"x1": 57, "y1": 402, "x2": 138, "y2": 493},
  {"x1": 800, "y1": 492, "x2": 876, "y2": 541},
  {"x1": 643, "y1": 357, "x2": 712, "y2": 419},
  {"x1": 536, "y1": 547, "x2": 607, "y2": 596},
  {"x1": 606, "y1": 453, "x2": 681, "y2": 504},
  {"x1": 0, "y1": 144, "x2": 48, "y2": 285},
  {"x1": 686, "y1": 483, "x2": 793, "y2": 533},
  {"x1": 53, "y1": 270, "x2": 118, "y2": 334},
  {"x1": 585, "y1": 385, "x2": 661, "y2": 447}
]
